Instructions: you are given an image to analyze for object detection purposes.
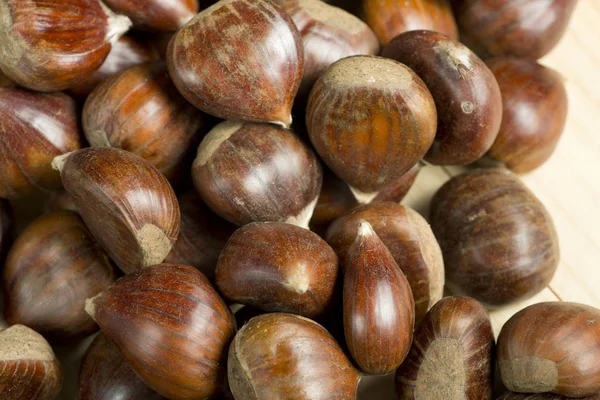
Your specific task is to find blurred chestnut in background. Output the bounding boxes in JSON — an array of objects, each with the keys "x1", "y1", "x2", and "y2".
[
  {"x1": 216, "y1": 222, "x2": 339, "y2": 318},
  {"x1": 430, "y1": 169, "x2": 559, "y2": 307},
  {"x1": 395, "y1": 296, "x2": 494, "y2": 399},
  {"x1": 498, "y1": 302, "x2": 600, "y2": 397},
  {"x1": 54, "y1": 148, "x2": 180, "y2": 274},
  {"x1": 498, "y1": 393, "x2": 600, "y2": 400},
  {"x1": 383, "y1": 30, "x2": 502, "y2": 165},
  {"x1": 307, "y1": 55, "x2": 436, "y2": 203},
  {"x1": 167, "y1": 0, "x2": 304, "y2": 127},
  {"x1": 102, "y1": 0, "x2": 198, "y2": 31},
  {"x1": 192, "y1": 121, "x2": 322, "y2": 227},
  {"x1": 485, "y1": 57, "x2": 568, "y2": 173},
  {"x1": 0, "y1": 88, "x2": 82, "y2": 199},
  {"x1": 228, "y1": 313, "x2": 360, "y2": 399},
  {"x1": 0, "y1": 0, "x2": 131, "y2": 91},
  {"x1": 0, "y1": 200, "x2": 13, "y2": 261},
  {"x1": 86, "y1": 264, "x2": 236, "y2": 400},
  {"x1": 46, "y1": 189, "x2": 78, "y2": 213},
  {"x1": 452, "y1": 0, "x2": 577, "y2": 59}
]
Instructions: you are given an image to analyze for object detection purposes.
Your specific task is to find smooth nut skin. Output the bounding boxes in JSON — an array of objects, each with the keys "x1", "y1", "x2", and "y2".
[
  {"x1": 326, "y1": 203, "x2": 444, "y2": 324},
  {"x1": 0, "y1": 0, "x2": 131, "y2": 91},
  {"x1": 228, "y1": 313, "x2": 360, "y2": 400},
  {"x1": 485, "y1": 57, "x2": 568, "y2": 173},
  {"x1": 192, "y1": 121, "x2": 322, "y2": 228},
  {"x1": 453, "y1": 0, "x2": 577, "y2": 60},
  {"x1": 383, "y1": 30, "x2": 502, "y2": 165},
  {"x1": 306, "y1": 55, "x2": 436, "y2": 200},
  {"x1": 498, "y1": 302, "x2": 600, "y2": 397},
  {"x1": 3, "y1": 211, "x2": 117, "y2": 342},
  {"x1": 86, "y1": 264, "x2": 236, "y2": 400},
  {"x1": 430, "y1": 169, "x2": 559, "y2": 307},
  {"x1": 0, "y1": 88, "x2": 82, "y2": 199},
  {"x1": 0, "y1": 324, "x2": 63, "y2": 400},
  {"x1": 167, "y1": 0, "x2": 304, "y2": 127},
  {"x1": 216, "y1": 222, "x2": 339, "y2": 319},
  {"x1": 102, "y1": 0, "x2": 198, "y2": 31},
  {"x1": 395, "y1": 296, "x2": 494, "y2": 399},
  {"x1": 0, "y1": 200, "x2": 13, "y2": 261},
  {"x1": 498, "y1": 393, "x2": 600, "y2": 400},
  {"x1": 55, "y1": 147, "x2": 180, "y2": 274},
  {"x1": 83, "y1": 61, "x2": 205, "y2": 182}
]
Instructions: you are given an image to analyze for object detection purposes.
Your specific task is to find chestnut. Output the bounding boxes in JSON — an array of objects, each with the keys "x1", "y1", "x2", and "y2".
[
  {"x1": 167, "y1": 0, "x2": 304, "y2": 127},
  {"x1": 498, "y1": 302, "x2": 600, "y2": 397},
  {"x1": 228, "y1": 313, "x2": 360, "y2": 399},
  {"x1": 192, "y1": 121, "x2": 322, "y2": 227},
  {"x1": 53, "y1": 147, "x2": 180, "y2": 274},
  {"x1": 382, "y1": 30, "x2": 502, "y2": 165},
  {"x1": 46, "y1": 189, "x2": 78, "y2": 213},
  {"x1": 485, "y1": 57, "x2": 568, "y2": 173},
  {"x1": 0, "y1": 88, "x2": 82, "y2": 199},
  {"x1": 86, "y1": 263, "x2": 236, "y2": 400},
  {"x1": 0, "y1": 199, "x2": 13, "y2": 261},
  {"x1": 216, "y1": 222, "x2": 339, "y2": 318},
  {"x1": 102, "y1": 0, "x2": 198, "y2": 31},
  {"x1": 0, "y1": 0, "x2": 132, "y2": 91},
  {"x1": 395, "y1": 296, "x2": 494, "y2": 399},
  {"x1": 429, "y1": 168, "x2": 559, "y2": 307},
  {"x1": 372, "y1": 162, "x2": 422, "y2": 203},
  {"x1": 498, "y1": 393, "x2": 600, "y2": 400},
  {"x1": 306, "y1": 55, "x2": 437, "y2": 202}
]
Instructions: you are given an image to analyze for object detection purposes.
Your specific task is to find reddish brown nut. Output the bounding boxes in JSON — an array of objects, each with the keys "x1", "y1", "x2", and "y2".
[
  {"x1": 498, "y1": 302, "x2": 600, "y2": 397},
  {"x1": 383, "y1": 30, "x2": 502, "y2": 165},
  {"x1": 372, "y1": 162, "x2": 421, "y2": 203},
  {"x1": 192, "y1": 121, "x2": 322, "y2": 227},
  {"x1": 430, "y1": 169, "x2": 559, "y2": 307},
  {"x1": 46, "y1": 189, "x2": 78, "y2": 213},
  {"x1": 326, "y1": 202, "x2": 444, "y2": 324},
  {"x1": 395, "y1": 296, "x2": 494, "y2": 399},
  {"x1": 228, "y1": 313, "x2": 360, "y2": 399},
  {"x1": 53, "y1": 148, "x2": 180, "y2": 274},
  {"x1": 0, "y1": 88, "x2": 82, "y2": 199},
  {"x1": 485, "y1": 57, "x2": 568, "y2": 173},
  {"x1": 102, "y1": 0, "x2": 198, "y2": 31},
  {"x1": 307, "y1": 55, "x2": 437, "y2": 202},
  {"x1": 167, "y1": 0, "x2": 304, "y2": 127},
  {"x1": 0, "y1": 324, "x2": 63, "y2": 399},
  {"x1": 216, "y1": 222, "x2": 339, "y2": 318},
  {"x1": 83, "y1": 61, "x2": 205, "y2": 182},
  {"x1": 498, "y1": 393, "x2": 600, "y2": 400},
  {"x1": 0, "y1": 199, "x2": 13, "y2": 261},
  {"x1": 86, "y1": 264, "x2": 236, "y2": 400},
  {"x1": 0, "y1": 0, "x2": 131, "y2": 91}
]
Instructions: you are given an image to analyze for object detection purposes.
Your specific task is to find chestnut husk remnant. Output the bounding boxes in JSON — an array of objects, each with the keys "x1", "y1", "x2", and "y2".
[
  {"x1": 0, "y1": 199, "x2": 13, "y2": 261},
  {"x1": 228, "y1": 313, "x2": 360, "y2": 399},
  {"x1": 498, "y1": 302, "x2": 600, "y2": 397},
  {"x1": 85, "y1": 264, "x2": 236, "y2": 400},
  {"x1": 102, "y1": 0, "x2": 198, "y2": 31},
  {"x1": 395, "y1": 296, "x2": 494, "y2": 399},
  {"x1": 429, "y1": 168, "x2": 559, "y2": 307},
  {"x1": 498, "y1": 393, "x2": 600, "y2": 400}
]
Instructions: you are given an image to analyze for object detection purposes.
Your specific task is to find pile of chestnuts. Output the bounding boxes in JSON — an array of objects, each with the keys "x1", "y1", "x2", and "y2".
[{"x1": 0, "y1": 0, "x2": 590, "y2": 399}]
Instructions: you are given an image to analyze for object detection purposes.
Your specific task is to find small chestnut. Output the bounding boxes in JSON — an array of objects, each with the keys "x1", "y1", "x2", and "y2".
[{"x1": 102, "y1": 0, "x2": 198, "y2": 31}]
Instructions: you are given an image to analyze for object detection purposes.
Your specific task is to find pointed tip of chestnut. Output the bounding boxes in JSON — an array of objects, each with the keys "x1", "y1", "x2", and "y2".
[
  {"x1": 356, "y1": 220, "x2": 375, "y2": 238},
  {"x1": 284, "y1": 196, "x2": 318, "y2": 229},
  {"x1": 51, "y1": 152, "x2": 74, "y2": 173},
  {"x1": 85, "y1": 296, "x2": 98, "y2": 319},
  {"x1": 103, "y1": 5, "x2": 134, "y2": 45}
]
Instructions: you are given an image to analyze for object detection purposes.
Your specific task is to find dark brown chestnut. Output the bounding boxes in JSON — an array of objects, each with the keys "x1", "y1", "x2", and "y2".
[
  {"x1": 485, "y1": 57, "x2": 568, "y2": 173},
  {"x1": 498, "y1": 393, "x2": 600, "y2": 400},
  {"x1": 382, "y1": 30, "x2": 502, "y2": 165},
  {"x1": 102, "y1": 0, "x2": 198, "y2": 31},
  {"x1": 228, "y1": 313, "x2": 360, "y2": 399},
  {"x1": 429, "y1": 168, "x2": 559, "y2": 307},
  {"x1": 395, "y1": 296, "x2": 494, "y2": 399},
  {"x1": 86, "y1": 263, "x2": 236, "y2": 400},
  {"x1": 498, "y1": 302, "x2": 600, "y2": 397},
  {"x1": 0, "y1": 199, "x2": 13, "y2": 261}
]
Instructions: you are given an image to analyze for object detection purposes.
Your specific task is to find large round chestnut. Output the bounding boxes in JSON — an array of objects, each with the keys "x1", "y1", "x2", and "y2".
[
  {"x1": 382, "y1": 30, "x2": 502, "y2": 165},
  {"x1": 430, "y1": 168, "x2": 559, "y2": 307},
  {"x1": 102, "y1": 0, "x2": 198, "y2": 31},
  {"x1": 485, "y1": 57, "x2": 568, "y2": 173}
]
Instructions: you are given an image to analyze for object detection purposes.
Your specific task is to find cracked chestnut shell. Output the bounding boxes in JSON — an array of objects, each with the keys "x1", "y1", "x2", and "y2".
[{"x1": 102, "y1": 0, "x2": 198, "y2": 31}]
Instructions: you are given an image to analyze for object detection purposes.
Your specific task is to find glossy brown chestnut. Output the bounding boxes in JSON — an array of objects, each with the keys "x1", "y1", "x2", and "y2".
[
  {"x1": 0, "y1": 0, "x2": 132, "y2": 91},
  {"x1": 453, "y1": 0, "x2": 577, "y2": 59},
  {"x1": 498, "y1": 302, "x2": 600, "y2": 397},
  {"x1": 86, "y1": 264, "x2": 236, "y2": 400},
  {"x1": 0, "y1": 199, "x2": 13, "y2": 261},
  {"x1": 429, "y1": 169, "x2": 559, "y2": 307},
  {"x1": 216, "y1": 222, "x2": 339, "y2": 318},
  {"x1": 228, "y1": 313, "x2": 360, "y2": 399},
  {"x1": 307, "y1": 55, "x2": 437, "y2": 202},
  {"x1": 102, "y1": 0, "x2": 198, "y2": 31},
  {"x1": 326, "y1": 202, "x2": 444, "y2": 324},
  {"x1": 485, "y1": 57, "x2": 568, "y2": 173},
  {"x1": 192, "y1": 121, "x2": 322, "y2": 227},
  {"x1": 167, "y1": 0, "x2": 304, "y2": 127},
  {"x1": 395, "y1": 296, "x2": 494, "y2": 399},
  {"x1": 498, "y1": 393, "x2": 600, "y2": 400},
  {"x1": 382, "y1": 30, "x2": 502, "y2": 165},
  {"x1": 83, "y1": 61, "x2": 205, "y2": 182},
  {"x1": 46, "y1": 189, "x2": 78, "y2": 213},
  {"x1": 0, "y1": 88, "x2": 82, "y2": 199},
  {"x1": 53, "y1": 147, "x2": 180, "y2": 274},
  {"x1": 3, "y1": 211, "x2": 116, "y2": 342},
  {"x1": 0, "y1": 324, "x2": 63, "y2": 399}
]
